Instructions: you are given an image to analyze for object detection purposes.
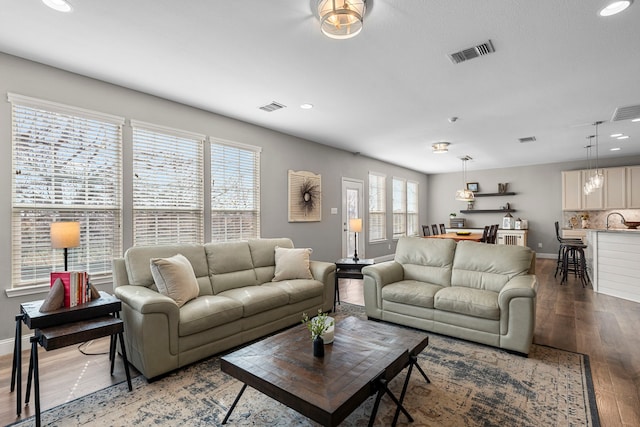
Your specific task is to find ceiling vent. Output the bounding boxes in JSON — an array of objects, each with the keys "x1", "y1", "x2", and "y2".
[
  {"x1": 611, "y1": 104, "x2": 640, "y2": 121},
  {"x1": 259, "y1": 101, "x2": 286, "y2": 112},
  {"x1": 518, "y1": 136, "x2": 537, "y2": 143},
  {"x1": 448, "y1": 40, "x2": 495, "y2": 64}
]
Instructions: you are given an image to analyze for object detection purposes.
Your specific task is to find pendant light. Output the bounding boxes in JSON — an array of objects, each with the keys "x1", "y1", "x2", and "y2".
[
  {"x1": 455, "y1": 156, "x2": 475, "y2": 202},
  {"x1": 591, "y1": 121, "x2": 604, "y2": 189},
  {"x1": 583, "y1": 138, "x2": 594, "y2": 195}
]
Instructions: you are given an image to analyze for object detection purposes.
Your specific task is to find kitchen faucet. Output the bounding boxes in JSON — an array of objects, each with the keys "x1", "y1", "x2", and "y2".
[{"x1": 606, "y1": 212, "x2": 625, "y2": 230}]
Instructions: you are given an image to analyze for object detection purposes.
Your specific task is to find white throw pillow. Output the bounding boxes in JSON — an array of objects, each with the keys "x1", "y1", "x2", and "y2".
[
  {"x1": 272, "y1": 246, "x2": 313, "y2": 281},
  {"x1": 150, "y1": 253, "x2": 200, "y2": 307}
]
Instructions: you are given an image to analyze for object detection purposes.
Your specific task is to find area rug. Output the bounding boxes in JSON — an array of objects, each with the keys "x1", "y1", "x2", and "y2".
[{"x1": 10, "y1": 303, "x2": 600, "y2": 426}]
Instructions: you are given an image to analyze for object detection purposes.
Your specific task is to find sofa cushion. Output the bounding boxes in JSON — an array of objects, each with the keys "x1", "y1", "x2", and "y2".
[
  {"x1": 178, "y1": 295, "x2": 243, "y2": 336},
  {"x1": 434, "y1": 287, "x2": 500, "y2": 320},
  {"x1": 451, "y1": 241, "x2": 534, "y2": 293},
  {"x1": 264, "y1": 279, "x2": 324, "y2": 304},
  {"x1": 381, "y1": 280, "x2": 444, "y2": 309},
  {"x1": 394, "y1": 237, "x2": 456, "y2": 287},
  {"x1": 273, "y1": 247, "x2": 313, "y2": 281},
  {"x1": 205, "y1": 241, "x2": 258, "y2": 293},
  {"x1": 150, "y1": 254, "x2": 200, "y2": 307},
  {"x1": 219, "y1": 286, "x2": 289, "y2": 317}
]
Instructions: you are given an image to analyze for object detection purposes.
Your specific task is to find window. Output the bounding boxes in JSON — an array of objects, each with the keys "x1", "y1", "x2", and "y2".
[
  {"x1": 392, "y1": 177, "x2": 406, "y2": 239},
  {"x1": 407, "y1": 181, "x2": 419, "y2": 236},
  {"x1": 132, "y1": 121, "x2": 204, "y2": 245},
  {"x1": 10, "y1": 94, "x2": 123, "y2": 288},
  {"x1": 368, "y1": 172, "x2": 386, "y2": 242},
  {"x1": 211, "y1": 139, "x2": 261, "y2": 241}
]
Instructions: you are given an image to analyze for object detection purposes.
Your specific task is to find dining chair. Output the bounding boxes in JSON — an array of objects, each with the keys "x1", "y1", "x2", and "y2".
[
  {"x1": 487, "y1": 224, "x2": 499, "y2": 244},
  {"x1": 431, "y1": 224, "x2": 439, "y2": 235},
  {"x1": 480, "y1": 225, "x2": 490, "y2": 242},
  {"x1": 439, "y1": 224, "x2": 446, "y2": 234},
  {"x1": 422, "y1": 225, "x2": 430, "y2": 236}
]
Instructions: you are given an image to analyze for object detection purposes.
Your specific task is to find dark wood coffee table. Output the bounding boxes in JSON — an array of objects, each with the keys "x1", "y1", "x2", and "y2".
[{"x1": 221, "y1": 316, "x2": 429, "y2": 426}]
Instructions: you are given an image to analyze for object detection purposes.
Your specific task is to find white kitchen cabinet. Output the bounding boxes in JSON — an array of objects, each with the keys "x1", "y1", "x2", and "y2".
[
  {"x1": 562, "y1": 170, "x2": 582, "y2": 210},
  {"x1": 496, "y1": 229, "x2": 528, "y2": 246},
  {"x1": 604, "y1": 167, "x2": 626, "y2": 209},
  {"x1": 582, "y1": 170, "x2": 603, "y2": 210},
  {"x1": 626, "y1": 166, "x2": 640, "y2": 209}
]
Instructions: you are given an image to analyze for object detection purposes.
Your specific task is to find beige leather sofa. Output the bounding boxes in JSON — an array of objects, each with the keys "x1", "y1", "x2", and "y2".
[
  {"x1": 362, "y1": 237, "x2": 537, "y2": 355},
  {"x1": 113, "y1": 238, "x2": 335, "y2": 379}
]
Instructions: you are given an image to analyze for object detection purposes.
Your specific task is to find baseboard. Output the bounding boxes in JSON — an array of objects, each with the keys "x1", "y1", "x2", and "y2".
[
  {"x1": 535, "y1": 252, "x2": 555, "y2": 259},
  {"x1": 0, "y1": 334, "x2": 30, "y2": 357}
]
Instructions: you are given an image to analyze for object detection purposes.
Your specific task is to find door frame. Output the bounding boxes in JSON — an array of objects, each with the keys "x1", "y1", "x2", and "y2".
[{"x1": 341, "y1": 177, "x2": 365, "y2": 259}]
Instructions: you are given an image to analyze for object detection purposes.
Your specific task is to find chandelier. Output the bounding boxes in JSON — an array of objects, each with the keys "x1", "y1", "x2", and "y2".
[
  {"x1": 455, "y1": 156, "x2": 475, "y2": 202},
  {"x1": 318, "y1": 0, "x2": 366, "y2": 39},
  {"x1": 583, "y1": 121, "x2": 604, "y2": 195}
]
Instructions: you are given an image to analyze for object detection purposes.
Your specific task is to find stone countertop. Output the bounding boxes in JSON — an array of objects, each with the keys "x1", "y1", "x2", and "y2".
[{"x1": 584, "y1": 228, "x2": 640, "y2": 233}]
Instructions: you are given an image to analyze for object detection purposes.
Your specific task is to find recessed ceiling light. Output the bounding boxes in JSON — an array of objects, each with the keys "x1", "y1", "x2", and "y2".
[
  {"x1": 610, "y1": 147, "x2": 622, "y2": 151},
  {"x1": 617, "y1": 135, "x2": 630, "y2": 139},
  {"x1": 300, "y1": 103, "x2": 314, "y2": 110},
  {"x1": 599, "y1": 0, "x2": 633, "y2": 16},
  {"x1": 632, "y1": 118, "x2": 640, "y2": 122},
  {"x1": 610, "y1": 133, "x2": 623, "y2": 137},
  {"x1": 42, "y1": 0, "x2": 73, "y2": 12}
]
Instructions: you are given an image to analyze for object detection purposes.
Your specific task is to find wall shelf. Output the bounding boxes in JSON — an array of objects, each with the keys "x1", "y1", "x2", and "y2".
[
  {"x1": 460, "y1": 209, "x2": 516, "y2": 214},
  {"x1": 472, "y1": 192, "x2": 516, "y2": 197}
]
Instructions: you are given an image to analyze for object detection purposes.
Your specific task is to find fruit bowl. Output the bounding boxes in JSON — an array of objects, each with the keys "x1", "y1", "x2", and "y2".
[
  {"x1": 456, "y1": 231, "x2": 471, "y2": 236},
  {"x1": 624, "y1": 221, "x2": 640, "y2": 229}
]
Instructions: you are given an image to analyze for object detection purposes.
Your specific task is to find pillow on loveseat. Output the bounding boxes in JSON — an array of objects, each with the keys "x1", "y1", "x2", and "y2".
[
  {"x1": 273, "y1": 246, "x2": 313, "y2": 281},
  {"x1": 150, "y1": 253, "x2": 200, "y2": 307}
]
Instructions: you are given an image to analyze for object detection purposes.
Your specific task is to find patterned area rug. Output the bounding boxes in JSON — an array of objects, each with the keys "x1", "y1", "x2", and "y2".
[{"x1": 11, "y1": 303, "x2": 600, "y2": 426}]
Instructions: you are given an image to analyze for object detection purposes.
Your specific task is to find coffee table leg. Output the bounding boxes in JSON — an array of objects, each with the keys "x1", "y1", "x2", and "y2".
[
  {"x1": 369, "y1": 378, "x2": 413, "y2": 427},
  {"x1": 392, "y1": 355, "x2": 431, "y2": 426},
  {"x1": 222, "y1": 383, "x2": 247, "y2": 424}
]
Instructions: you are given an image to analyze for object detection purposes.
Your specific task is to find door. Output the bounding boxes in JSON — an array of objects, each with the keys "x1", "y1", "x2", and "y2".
[{"x1": 342, "y1": 178, "x2": 364, "y2": 259}]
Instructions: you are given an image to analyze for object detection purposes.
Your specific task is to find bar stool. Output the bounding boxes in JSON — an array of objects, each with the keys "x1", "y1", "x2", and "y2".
[
  {"x1": 561, "y1": 241, "x2": 589, "y2": 287},
  {"x1": 554, "y1": 221, "x2": 583, "y2": 278}
]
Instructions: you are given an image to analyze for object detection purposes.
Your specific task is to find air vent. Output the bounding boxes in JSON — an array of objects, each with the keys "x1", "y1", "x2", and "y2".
[
  {"x1": 448, "y1": 40, "x2": 495, "y2": 64},
  {"x1": 259, "y1": 101, "x2": 286, "y2": 112},
  {"x1": 518, "y1": 136, "x2": 537, "y2": 143},
  {"x1": 612, "y1": 104, "x2": 640, "y2": 121}
]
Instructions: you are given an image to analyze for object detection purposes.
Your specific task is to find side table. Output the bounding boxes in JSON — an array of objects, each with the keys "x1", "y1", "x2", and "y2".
[
  {"x1": 10, "y1": 291, "x2": 132, "y2": 426},
  {"x1": 334, "y1": 258, "x2": 374, "y2": 311}
]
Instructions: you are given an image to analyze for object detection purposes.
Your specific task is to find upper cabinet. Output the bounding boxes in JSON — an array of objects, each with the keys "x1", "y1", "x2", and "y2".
[{"x1": 562, "y1": 166, "x2": 640, "y2": 211}]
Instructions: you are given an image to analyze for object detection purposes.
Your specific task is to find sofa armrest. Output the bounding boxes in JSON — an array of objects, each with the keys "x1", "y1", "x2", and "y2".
[
  {"x1": 309, "y1": 260, "x2": 337, "y2": 312},
  {"x1": 115, "y1": 285, "x2": 179, "y2": 315},
  {"x1": 498, "y1": 274, "x2": 537, "y2": 354},
  {"x1": 362, "y1": 261, "x2": 404, "y2": 319},
  {"x1": 112, "y1": 258, "x2": 130, "y2": 288},
  {"x1": 498, "y1": 274, "x2": 537, "y2": 309}
]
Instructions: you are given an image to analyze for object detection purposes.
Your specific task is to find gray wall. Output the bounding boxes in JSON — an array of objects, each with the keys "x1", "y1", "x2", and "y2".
[
  {"x1": 427, "y1": 156, "x2": 640, "y2": 256},
  {"x1": 0, "y1": 53, "x2": 427, "y2": 346}
]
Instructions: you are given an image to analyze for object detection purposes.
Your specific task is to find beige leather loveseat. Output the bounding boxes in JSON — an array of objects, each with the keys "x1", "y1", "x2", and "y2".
[
  {"x1": 363, "y1": 237, "x2": 537, "y2": 355},
  {"x1": 113, "y1": 238, "x2": 335, "y2": 379}
]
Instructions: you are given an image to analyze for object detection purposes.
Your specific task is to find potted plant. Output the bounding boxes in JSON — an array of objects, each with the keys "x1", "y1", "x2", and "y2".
[
  {"x1": 449, "y1": 212, "x2": 457, "y2": 219},
  {"x1": 301, "y1": 310, "x2": 334, "y2": 357}
]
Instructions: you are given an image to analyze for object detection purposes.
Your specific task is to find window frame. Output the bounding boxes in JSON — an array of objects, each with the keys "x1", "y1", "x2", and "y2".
[{"x1": 368, "y1": 171, "x2": 387, "y2": 243}]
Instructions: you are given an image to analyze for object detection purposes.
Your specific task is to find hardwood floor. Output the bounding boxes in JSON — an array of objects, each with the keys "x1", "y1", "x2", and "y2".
[{"x1": 1, "y1": 258, "x2": 638, "y2": 426}]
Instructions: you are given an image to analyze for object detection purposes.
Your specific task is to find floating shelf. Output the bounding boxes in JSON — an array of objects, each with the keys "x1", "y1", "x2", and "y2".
[
  {"x1": 472, "y1": 192, "x2": 516, "y2": 197},
  {"x1": 460, "y1": 209, "x2": 516, "y2": 214}
]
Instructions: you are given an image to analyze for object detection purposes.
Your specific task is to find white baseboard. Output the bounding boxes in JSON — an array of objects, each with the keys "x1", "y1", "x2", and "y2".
[
  {"x1": 536, "y1": 252, "x2": 556, "y2": 259},
  {"x1": 0, "y1": 334, "x2": 30, "y2": 357}
]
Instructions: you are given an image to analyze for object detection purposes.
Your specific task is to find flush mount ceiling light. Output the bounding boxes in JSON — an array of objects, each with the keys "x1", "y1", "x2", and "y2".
[
  {"x1": 42, "y1": 0, "x2": 73, "y2": 12},
  {"x1": 599, "y1": 0, "x2": 633, "y2": 16},
  {"x1": 318, "y1": 0, "x2": 366, "y2": 39},
  {"x1": 432, "y1": 142, "x2": 450, "y2": 154}
]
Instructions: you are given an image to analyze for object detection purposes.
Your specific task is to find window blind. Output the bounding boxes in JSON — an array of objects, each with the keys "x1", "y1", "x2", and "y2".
[
  {"x1": 211, "y1": 139, "x2": 261, "y2": 241},
  {"x1": 392, "y1": 177, "x2": 407, "y2": 239},
  {"x1": 9, "y1": 93, "x2": 123, "y2": 288},
  {"x1": 131, "y1": 121, "x2": 204, "y2": 246},
  {"x1": 407, "y1": 180, "x2": 419, "y2": 236},
  {"x1": 368, "y1": 172, "x2": 386, "y2": 242}
]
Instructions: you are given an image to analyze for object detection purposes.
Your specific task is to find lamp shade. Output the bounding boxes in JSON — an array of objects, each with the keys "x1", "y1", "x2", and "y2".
[
  {"x1": 318, "y1": 0, "x2": 366, "y2": 39},
  {"x1": 50, "y1": 221, "x2": 80, "y2": 249},
  {"x1": 349, "y1": 218, "x2": 363, "y2": 233}
]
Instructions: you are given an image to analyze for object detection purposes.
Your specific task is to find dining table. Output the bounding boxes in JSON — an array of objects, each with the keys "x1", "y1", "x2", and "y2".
[{"x1": 424, "y1": 232, "x2": 484, "y2": 242}]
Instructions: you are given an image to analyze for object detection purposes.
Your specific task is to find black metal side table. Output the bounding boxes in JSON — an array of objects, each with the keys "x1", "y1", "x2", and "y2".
[{"x1": 334, "y1": 258, "x2": 374, "y2": 311}]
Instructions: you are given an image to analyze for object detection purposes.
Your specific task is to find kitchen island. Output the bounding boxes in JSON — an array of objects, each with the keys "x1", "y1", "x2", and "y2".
[{"x1": 585, "y1": 229, "x2": 640, "y2": 303}]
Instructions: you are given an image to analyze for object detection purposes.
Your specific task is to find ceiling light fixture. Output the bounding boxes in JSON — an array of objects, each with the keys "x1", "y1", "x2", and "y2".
[
  {"x1": 42, "y1": 0, "x2": 73, "y2": 12},
  {"x1": 611, "y1": 147, "x2": 621, "y2": 151},
  {"x1": 599, "y1": 0, "x2": 633, "y2": 16},
  {"x1": 300, "y1": 103, "x2": 314, "y2": 109},
  {"x1": 632, "y1": 118, "x2": 640, "y2": 122},
  {"x1": 318, "y1": 0, "x2": 366, "y2": 39},
  {"x1": 617, "y1": 135, "x2": 630, "y2": 139},
  {"x1": 432, "y1": 142, "x2": 450, "y2": 154},
  {"x1": 610, "y1": 133, "x2": 623, "y2": 137},
  {"x1": 455, "y1": 156, "x2": 475, "y2": 202}
]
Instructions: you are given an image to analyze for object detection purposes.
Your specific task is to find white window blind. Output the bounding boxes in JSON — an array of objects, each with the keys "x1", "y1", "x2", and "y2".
[
  {"x1": 392, "y1": 177, "x2": 407, "y2": 239},
  {"x1": 132, "y1": 121, "x2": 204, "y2": 246},
  {"x1": 368, "y1": 172, "x2": 386, "y2": 242},
  {"x1": 407, "y1": 180, "x2": 419, "y2": 236},
  {"x1": 211, "y1": 139, "x2": 261, "y2": 241},
  {"x1": 9, "y1": 93, "x2": 123, "y2": 288}
]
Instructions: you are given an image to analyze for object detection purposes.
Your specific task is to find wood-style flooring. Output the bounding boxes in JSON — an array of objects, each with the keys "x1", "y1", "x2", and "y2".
[{"x1": 1, "y1": 258, "x2": 638, "y2": 426}]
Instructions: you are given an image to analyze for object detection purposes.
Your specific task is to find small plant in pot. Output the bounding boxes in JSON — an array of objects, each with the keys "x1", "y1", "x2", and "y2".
[{"x1": 301, "y1": 310, "x2": 334, "y2": 357}]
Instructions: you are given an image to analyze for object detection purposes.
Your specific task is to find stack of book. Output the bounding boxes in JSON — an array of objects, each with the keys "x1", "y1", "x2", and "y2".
[{"x1": 50, "y1": 271, "x2": 91, "y2": 307}]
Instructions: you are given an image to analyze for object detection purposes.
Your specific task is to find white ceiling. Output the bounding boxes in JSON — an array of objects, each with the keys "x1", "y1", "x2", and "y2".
[{"x1": 1, "y1": 0, "x2": 639, "y2": 174}]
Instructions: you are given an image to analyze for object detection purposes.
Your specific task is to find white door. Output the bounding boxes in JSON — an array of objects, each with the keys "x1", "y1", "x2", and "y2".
[{"x1": 341, "y1": 178, "x2": 365, "y2": 259}]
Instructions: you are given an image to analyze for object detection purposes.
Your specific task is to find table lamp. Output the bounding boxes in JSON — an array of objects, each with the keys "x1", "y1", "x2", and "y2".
[
  {"x1": 349, "y1": 218, "x2": 362, "y2": 262},
  {"x1": 50, "y1": 221, "x2": 80, "y2": 271}
]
